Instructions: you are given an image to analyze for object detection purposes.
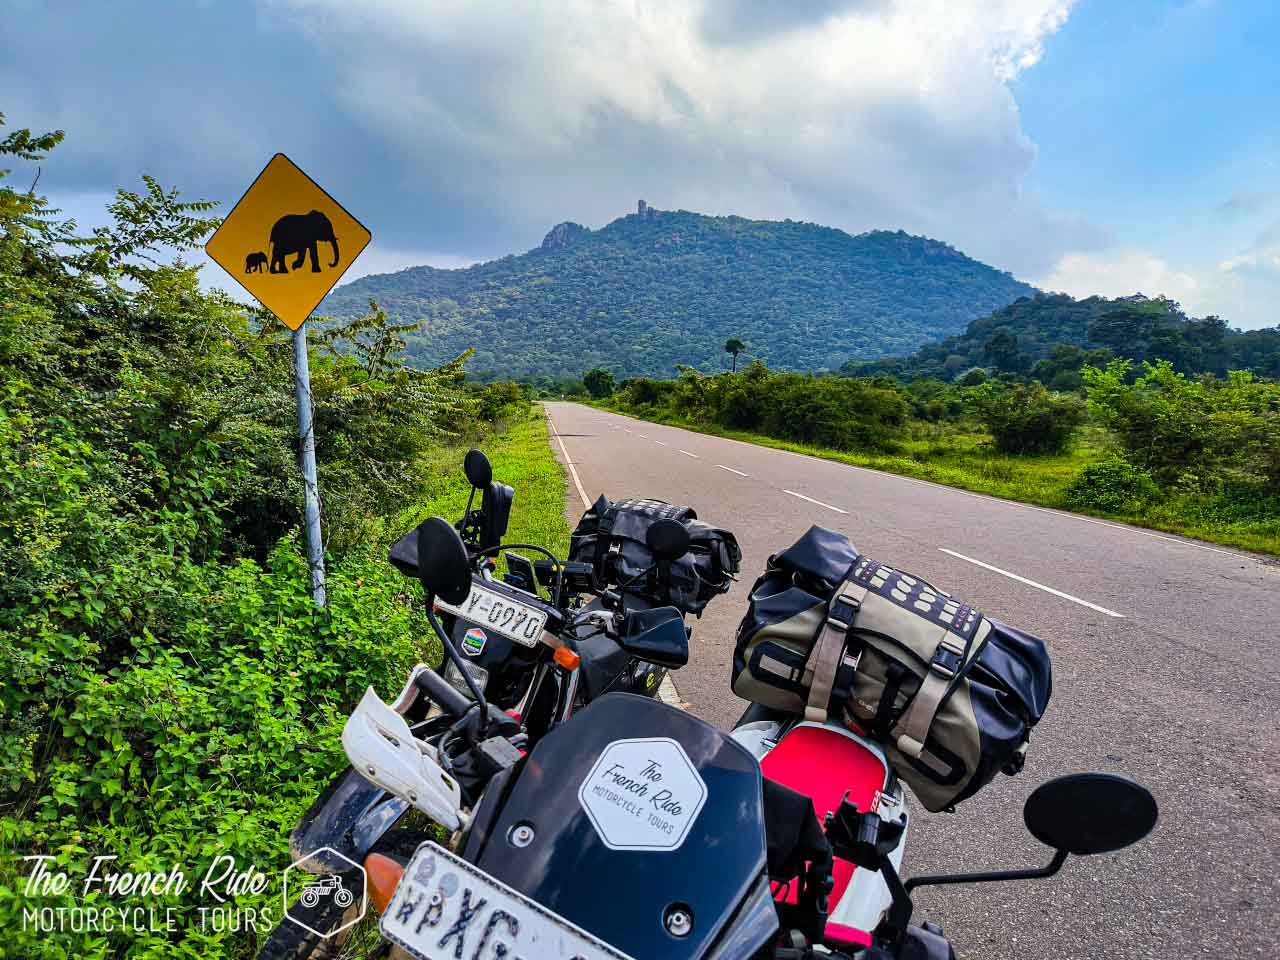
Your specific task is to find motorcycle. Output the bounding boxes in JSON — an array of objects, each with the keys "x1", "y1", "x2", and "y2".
[
  {"x1": 386, "y1": 449, "x2": 696, "y2": 732},
  {"x1": 257, "y1": 465, "x2": 709, "y2": 958},
  {"x1": 268, "y1": 520, "x2": 1157, "y2": 959}
]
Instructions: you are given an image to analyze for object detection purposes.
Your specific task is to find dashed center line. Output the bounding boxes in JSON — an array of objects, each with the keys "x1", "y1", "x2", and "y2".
[
  {"x1": 638, "y1": 433, "x2": 650, "y2": 438},
  {"x1": 653, "y1": 440, "x2": 667, "y2": 446},
  {"x1": 546, "y1": 413, "x2": 591, "y2": 509},
  {"x1": 679, "y1": 449, "x2": 700, "y2": 459},
  {"x1": 938, "y1": 548, "x2": 1125, "y2": 618},
  {"x1": 783, "y1": 489, "x2": 848, "y2": 514},
  {"x1": 716, "y1": 464, "x2": 749, "y2": 477}
]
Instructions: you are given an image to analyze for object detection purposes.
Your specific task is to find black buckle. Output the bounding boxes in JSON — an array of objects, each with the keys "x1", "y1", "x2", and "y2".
[
  {"x1": 931, "y1": 644, "x2": 962, "y2": 679},
  {"x1": 827, "y1": 594, "x2": 859, "y2": 632}
]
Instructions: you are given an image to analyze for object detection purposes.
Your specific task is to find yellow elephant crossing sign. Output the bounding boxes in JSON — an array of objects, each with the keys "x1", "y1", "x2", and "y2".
[{"x1": 205, "y1": 153, "x2": 371, "y2": 330}]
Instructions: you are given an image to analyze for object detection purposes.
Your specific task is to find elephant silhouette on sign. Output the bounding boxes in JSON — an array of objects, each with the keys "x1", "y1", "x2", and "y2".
[
  {"x1": 244, "y1": 251, "x2": 268, "y2": 274},
  {"x1": 269, "y1": 210, "x2": 339, "y2": 274}
]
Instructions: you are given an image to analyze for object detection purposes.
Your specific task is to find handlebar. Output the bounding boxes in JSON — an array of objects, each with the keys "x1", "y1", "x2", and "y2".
[{"x1": 414, "y1": 665, "x2": 472, "y2": 718}]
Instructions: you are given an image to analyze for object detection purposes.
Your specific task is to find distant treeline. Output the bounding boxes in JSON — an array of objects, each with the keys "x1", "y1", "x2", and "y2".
[
  {"x1": 848, "y1": 292, "x2": 1280, "y2": 385},
  {"x1": 597, "y1": 356, "x2": 1279, "y2": 543}
]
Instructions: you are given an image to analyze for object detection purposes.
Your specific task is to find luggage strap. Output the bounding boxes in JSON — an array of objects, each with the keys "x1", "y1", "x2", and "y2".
[
  {"x1": 892, "y1": 630, "x2": 968, "y2": 759},
  {"x1": 804, "y1": 580, "x2": 867, "y2": 722},
  {"x1": 591, "y1": 501, "x2": 616, "y2": 590}
]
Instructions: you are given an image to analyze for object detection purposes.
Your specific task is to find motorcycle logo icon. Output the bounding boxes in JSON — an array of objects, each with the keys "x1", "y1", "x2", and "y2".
[
  {"x1": 299, "y1": 875, "x2": 355, "y2": 909},
  {"x1": 283, "y1": 846, "x2": 367, "y2": 938}
]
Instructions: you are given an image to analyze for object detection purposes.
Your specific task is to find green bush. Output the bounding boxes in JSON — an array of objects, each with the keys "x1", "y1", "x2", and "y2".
[
  {"x1": 1083, "y1": 359, "x2": 1280, "y2": 488},
  {"x1": 0, "y1": 114, "x2": 494, "y2": 958},
  {"x1": 475, "y1": 379, "x2": 531, "y2": 422},
  {"x1": 583, "y1": 367, "x2": 615, "y2": 399},
  {"x1": 967, "y1": 382, "x2": 1085, "y2": 454},
  {"x1": 618, "y1": 362, "x2": 907, "y2": 452},
  {"x1": 1064, "y1": 457, "x2": 1160, "y2": 513}
]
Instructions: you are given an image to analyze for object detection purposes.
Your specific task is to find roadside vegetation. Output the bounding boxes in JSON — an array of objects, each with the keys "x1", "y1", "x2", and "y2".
[
  {"x1": 594, "y1": 360, "x2": 1280, "y2": 555},
  {"x1": 0, "y1": 115, "x2": 567, "y2": 958}
]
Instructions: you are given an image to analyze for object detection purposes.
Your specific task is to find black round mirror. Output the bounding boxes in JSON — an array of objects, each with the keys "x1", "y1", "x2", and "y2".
[
  {"x1": 463, "y1": 449, "x2": 492, "y2": 489},
  {"x1": 646, "y1": 518, "x2": 691, "y2": 563},
  {"x1": 416, "y1": 516, "x2": 471, "y2": 605},
  {"x1": 1024, "y1": 773, "x2": 1157, "y2": 856}
]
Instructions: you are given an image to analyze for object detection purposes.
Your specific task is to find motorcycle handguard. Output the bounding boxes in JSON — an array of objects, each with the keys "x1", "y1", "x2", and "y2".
[{"x1": 341, "y1": 686, "x2": 465, "y2": 831}]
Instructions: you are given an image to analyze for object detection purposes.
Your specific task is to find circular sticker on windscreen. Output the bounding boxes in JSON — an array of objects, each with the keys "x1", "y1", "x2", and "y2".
[{"x1": 577, "y1": 737, "x2": 708, "y2": 851}]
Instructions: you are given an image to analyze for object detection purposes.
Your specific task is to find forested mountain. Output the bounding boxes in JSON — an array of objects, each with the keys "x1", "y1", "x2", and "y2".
[
  {"x1": 848, "y1": 292, "x2": 1280, "y2": 385},
  {"x1": 321, "y1": 205, "x2": 1034, "y2": 379}
]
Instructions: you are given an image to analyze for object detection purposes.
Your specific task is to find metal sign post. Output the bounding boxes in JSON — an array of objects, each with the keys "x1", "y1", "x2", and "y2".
[
  {"x1": 293, "y1": 321, "x2": 326, "y2": 607},
  {"x1": 204, "y1": 154, "x2": 372, "y2": 610}
]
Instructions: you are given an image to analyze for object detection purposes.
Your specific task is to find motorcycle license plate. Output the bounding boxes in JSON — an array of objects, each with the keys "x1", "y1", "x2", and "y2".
[
  {"x1": 434, "y1": 582, "x2": 546, "y2": 647},
  {"x1": 380, "y1": 843, "x2": 632, "y2": 960}
]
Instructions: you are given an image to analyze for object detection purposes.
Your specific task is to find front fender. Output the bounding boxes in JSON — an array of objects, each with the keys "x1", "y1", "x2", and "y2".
[{"x1": 289, "y1": 768, "x2": 411, "y2": 874}]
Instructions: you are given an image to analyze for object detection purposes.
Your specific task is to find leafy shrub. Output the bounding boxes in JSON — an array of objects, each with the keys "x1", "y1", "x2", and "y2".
[
  {"x1": 475, "y1": 379, "x2": 530, "y2": 421},
  {"x1": 583, "y1": 367, "x2": 616, "y2": 398},
  {"x1": 0, "y1": 116, "x2": 489, "y2": 958},
  {"x1": 967, "y1": 382, "x2": 1085, "y2": 454},
  {"x1": 1083, "y1": 359, "x2": 1280, "y2": 488},
  {"x1": 958, "y1": 367, "x2": 988, "y2": 386},
  {"x1": 620, "y1": 376, "x2": 669, "y2": 408},
  {"x1": 1064, "y1": 457, "x2": 1160, "y2": 513}
]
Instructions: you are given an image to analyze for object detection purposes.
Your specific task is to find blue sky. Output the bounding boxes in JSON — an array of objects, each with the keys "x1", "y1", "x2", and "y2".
[
  {"x1": 2, "y1": 0, "x2": 1277, "y2": 328},
  {"x1": 1011, "y1": 0, "x2": 1280, "y2": 326}
]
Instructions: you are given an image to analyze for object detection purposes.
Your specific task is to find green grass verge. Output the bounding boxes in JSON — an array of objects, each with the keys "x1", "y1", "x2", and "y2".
[
  {"x1": 408, "y1": 408, "x2": 571, "y2": 562},
  {"x1": 590, "y1": 401, "x2": 1280, "y2": 556}
]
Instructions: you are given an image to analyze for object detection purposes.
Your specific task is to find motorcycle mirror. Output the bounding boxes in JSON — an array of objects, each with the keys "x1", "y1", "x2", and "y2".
[
  {"x1": 415, "y1": 517, "x2": 471, "y2": 605},
  {"x1": 478, "y1": 482, "x2": 514, "y2": 551},
  {"x1": 464, "y1": 449, "x2": 493, "y2": 489},
  {"x1": 645, "y1": 518, "x2": 691, "y2": 563},
  {"x1": 1024, "y1": 772, "x2": 1158, "y2": 856},
  {"x1": 619, "y1": 606, "x2": 689, "y2": 669}
]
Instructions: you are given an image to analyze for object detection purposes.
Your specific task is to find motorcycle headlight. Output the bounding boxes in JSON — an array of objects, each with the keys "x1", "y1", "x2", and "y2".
[{"x1": 443, "y1": 659, "x2": 489, "y2": 699}]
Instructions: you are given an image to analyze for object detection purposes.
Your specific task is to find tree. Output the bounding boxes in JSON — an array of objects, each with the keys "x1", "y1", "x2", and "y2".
[
  {"x1": 982, "y1": 329, "x2": 1021, "y2": 372},
  {"x1": 967, "y1": 382, "x2": 1085, "y2": 454},
  {"x1": 724, "y1": 337, "x2": 747, "y2": 372},
  {"x1": 583, "y1": 367, "x2": 615, "y2": 398}
]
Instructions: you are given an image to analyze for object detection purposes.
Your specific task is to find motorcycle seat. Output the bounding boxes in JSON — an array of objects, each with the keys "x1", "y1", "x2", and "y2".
[{"x1": 760, "y1": 723, "x2": 889, "y2": 938}]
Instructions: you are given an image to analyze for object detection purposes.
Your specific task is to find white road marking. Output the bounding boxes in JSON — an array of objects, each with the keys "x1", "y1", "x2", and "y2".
[
  {"x1": 679, "y1": 449, "x2": 700, "y2": 459},
  {"x1": 716, "y1": 464, "x2": 749, "y2": 477},
  {"x1": 783, "y1": 489, "x2": 848, "y2": 514},
  {"x1": 653, "y1": 440, "x2": 667, "y2": 446},
  {"x1": 565, "y1": 404, "x2": 1252, "y2": 562},
  {"x1": 624, "y1": 428, "x2": 633, "y2": 434},
  {"x1": 599, "y1": 409, "x2": 1249, "y2": 561},
  {"x1": 638, "y1": 433, "x2": 649, "y2": 438},
  {"x1": 658, "y1": 673, "x2": 684, "y2": 708},
  {"x1": 938, "y1": 548, "x2": 1126, "y2": 618},
  {"x1": 546, "y1": 413, "x2": 591, "y2": 508}
]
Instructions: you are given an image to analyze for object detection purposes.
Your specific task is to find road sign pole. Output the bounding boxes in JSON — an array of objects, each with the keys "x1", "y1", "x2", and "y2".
[
  {"x1": 292, "y1": 321, "x2": 327, "y2": 608},
  {"x1": 204, "y1": 153, "x2": 370, "y2": 608}
]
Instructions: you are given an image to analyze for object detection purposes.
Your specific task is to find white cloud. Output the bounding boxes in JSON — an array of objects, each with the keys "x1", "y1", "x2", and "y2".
[
  {"x1": 268, "y1": 0, "x2": 1086, "y2": 276},
  {"x1": 1035, "y1": 247, "x2": 1278, "y2": 330},
  {"x1": 337, "y1": 246, "x2": 478, "y2": 284},
  {"x1": 1036, "y1": 249, "x2": 1203, "y2": 305}
]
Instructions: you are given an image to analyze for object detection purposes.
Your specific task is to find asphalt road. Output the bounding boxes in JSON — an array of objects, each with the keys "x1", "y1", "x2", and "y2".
[{"x1": 544, "y1": 401, "x2": 1280, "y2": 960}]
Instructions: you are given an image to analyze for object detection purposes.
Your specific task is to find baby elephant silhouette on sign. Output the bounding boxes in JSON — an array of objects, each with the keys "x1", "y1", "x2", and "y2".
[{"x1": 244, "y1": 251, "x2": 269, "y2": 274}]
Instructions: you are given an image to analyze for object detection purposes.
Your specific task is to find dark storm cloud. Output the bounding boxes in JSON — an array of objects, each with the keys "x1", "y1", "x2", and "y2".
[
  {"x1": 0, "y1": 0, "x2": 509, "y2": 256},
  {"x1": 1, "y1": 0, "x2": 1093, "y2": 278}
]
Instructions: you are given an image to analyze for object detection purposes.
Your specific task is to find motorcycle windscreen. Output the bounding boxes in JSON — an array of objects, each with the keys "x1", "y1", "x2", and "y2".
[{"x1": 474, "y1": 694, "x2": 773, "y2": 960}]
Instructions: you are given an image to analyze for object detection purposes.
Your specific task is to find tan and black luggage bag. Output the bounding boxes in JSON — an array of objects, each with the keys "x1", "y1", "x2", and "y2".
[{"x1": 732, "y1": 526, "x2": 1052, "y2": 811}]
